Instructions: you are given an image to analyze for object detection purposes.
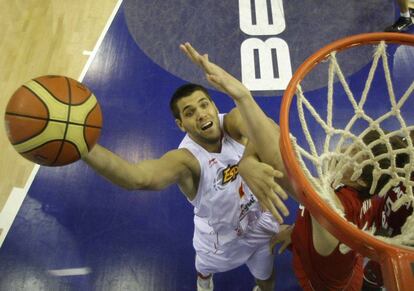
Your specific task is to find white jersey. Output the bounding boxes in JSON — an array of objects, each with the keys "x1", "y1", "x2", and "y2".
[{"x1": 178, "y1": 114, "x2": 261, "y2": 247}]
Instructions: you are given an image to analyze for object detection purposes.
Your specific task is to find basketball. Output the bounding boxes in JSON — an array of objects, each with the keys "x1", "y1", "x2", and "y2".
[{"x1": 4, "y1": 75, "x2": 103, "y2": 166}]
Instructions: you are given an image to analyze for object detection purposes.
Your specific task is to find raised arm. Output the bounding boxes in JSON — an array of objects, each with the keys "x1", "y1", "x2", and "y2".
[
  {"x1": 181, "y1": 43, "x2": 295, "y2": 219},
  {"x1": 180, "y1": 42, "x2": 277, "y2": 164},
  {"x1": 83, "y1": 144, "x2": 197, "y2": 196}
]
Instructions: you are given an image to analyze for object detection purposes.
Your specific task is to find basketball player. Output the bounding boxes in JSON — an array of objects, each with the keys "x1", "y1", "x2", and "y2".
[
  {"x1": 83, "y1": 43, "x2": 290, "y2": 291},
  {"x1": 362, "y1": 133, "x2": 414, "y2": 289},
  {"x1": 362, "y1": 179, "x2": 414, "y2": 289},
  {"x1": 385, "y1": 0, "x2": 414, "y2": 32},
  {"x1": 240, "y1": 131, "x2": 409, "y2": 290}
]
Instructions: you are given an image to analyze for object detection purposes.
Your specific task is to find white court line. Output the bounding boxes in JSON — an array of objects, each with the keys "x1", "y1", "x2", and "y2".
[
  {"x1": 48, "y1": 267, "x2": 92, "y2": 276},
  {"x1": 0, "y1": 165, "x2": 39, "y2": 247},
  {"x1": 79, "y1": 0, "x2": 123, "y2": 81},
  {"x1": 0, "y1": 0, "x2": 124, "y2": 249}
]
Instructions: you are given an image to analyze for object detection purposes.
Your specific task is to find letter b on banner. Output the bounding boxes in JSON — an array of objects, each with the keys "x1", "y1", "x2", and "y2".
[
  {"x1": 241, "y1": 38, "x2": 292, "y2": 91},
  {"x1": 239, "y1": 0, "x2": 292, "y2": 91}
]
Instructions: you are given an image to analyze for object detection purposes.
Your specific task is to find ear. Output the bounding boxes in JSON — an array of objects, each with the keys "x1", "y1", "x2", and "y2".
[{"x1": 175, "y1": 119, "x2": 186, "y2": 132}]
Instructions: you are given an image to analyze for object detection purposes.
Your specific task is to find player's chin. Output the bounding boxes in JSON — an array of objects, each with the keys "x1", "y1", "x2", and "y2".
[
  {"x1": 200, "y1": 131, "x2": 220, "y2": 143},
  {"x1": 201, "y1": 127, "x2": 220, "y2": 138}
]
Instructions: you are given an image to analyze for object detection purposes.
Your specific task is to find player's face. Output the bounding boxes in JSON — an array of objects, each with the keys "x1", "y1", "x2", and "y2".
[{"x1": 175, "y1": 90, "x2": 221, "y2": 150}]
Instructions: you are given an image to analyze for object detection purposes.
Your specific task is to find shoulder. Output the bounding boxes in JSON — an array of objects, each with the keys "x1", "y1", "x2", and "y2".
[
  {"x1": 223, "y1": 108, "x2": 247, "y2": 144},
  {"x1": 163, "y1": 148, "x2": 199, "y2": 171}
]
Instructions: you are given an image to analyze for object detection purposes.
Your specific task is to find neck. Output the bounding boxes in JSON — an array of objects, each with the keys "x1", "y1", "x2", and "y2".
[
  {"x1": 200, "y1": 137, "x2": 222, "y2": 153},
  {"x1": 190, "y1": 132, "x2": 223, "y2": 153}
]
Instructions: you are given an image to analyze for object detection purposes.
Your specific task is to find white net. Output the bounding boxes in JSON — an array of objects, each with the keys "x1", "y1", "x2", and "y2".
[{"x1": 292, "y1": 41, "x2": 414, "y2": 248}]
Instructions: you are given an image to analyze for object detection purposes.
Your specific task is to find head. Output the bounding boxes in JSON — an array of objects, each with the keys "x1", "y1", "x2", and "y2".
[
  {"x1": 170, "y1": 84, "x2": 221, "y2": 149},
  {"x1": 342, "y1": 130, "x2": 409, "y2": 199}
]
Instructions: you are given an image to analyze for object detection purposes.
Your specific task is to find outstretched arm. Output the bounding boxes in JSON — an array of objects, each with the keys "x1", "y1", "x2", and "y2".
[{"x1": 83, "y1": 144, "x2": 196, "y2": 194}]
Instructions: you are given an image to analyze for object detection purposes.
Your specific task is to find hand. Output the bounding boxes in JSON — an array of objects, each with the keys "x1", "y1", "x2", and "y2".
[
  {"x1": 270, "y1": 224, "x2": 293, "y2": 254},
  {"x1": 180, "y1": 42, "x2": 252, "y2": 101},
  {"x1": 239, "y1": 155, "x2": 289, "y2": 224}
]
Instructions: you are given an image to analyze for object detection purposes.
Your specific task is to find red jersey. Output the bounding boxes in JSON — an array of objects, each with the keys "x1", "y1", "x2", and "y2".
[
  {"x1": 376, "y1": 182, "x2": 413, "y2": 236},
  {"x1": 291, "y1": 185, "x2": 381, "y2": 291},
  {"x1": 363, "y1": 182, "x2": 413, "y2": 287}
]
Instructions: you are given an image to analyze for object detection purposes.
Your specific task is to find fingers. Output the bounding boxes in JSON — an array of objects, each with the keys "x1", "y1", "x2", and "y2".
[
  {"x1": 180, "y1": 42, "x2": 206, "y2": 69},
  {"x1": 266, "y1": 186, "x2": 290, "y2": 217},
  {"x1": 180, "y1": 43, "x2": 220, "y2": 84},
  {"x1": 254, "y1": 181, "x2": 284, "y2": 223},
  {"x1": 270, "y1": 234, "x2": 278, "y2": 254},
  {"x1": 269, "y1": 224, "x2": 292, "y2": 254},
  {"x1": 277, "y1": 224, "x2": 292, "y2": 254},
  {"x1": 266, "y1": 177, "x2": 288, "y2": 201},
  {"x1": 260, "y1": 199, "x2": 283, "y2": 224},
  {"x1": 179, "y1": 43, "x2": 196, "y2": 63},
  {"x1": 270, "y1": 172, "x2": 289, "y2": 201},
  {"x1": 278, "y1": 224, "x2": 291, "y2": 232},
  {"x1": 199, "y1": 54, "x2": 214, "y2": 74},
  {"x1": 269, "y1": 232, "x2": 285, "y2": 254},
  {"x1": 181, "y1": 42, "x2": 243, "y2": 97},
  {"x1": 273, "y1": 183, "x2": 289, "y2": 202},
  {"x1": 278, "y1": 240, "x2": 290, "y2": 254},
  {"x1": 272, "y1": 169, "x2": 284, "y2": 179},
  {"x1": 265, "y1": 181, "x2": 289, "y2": 218},
  {"x1": 264, "y1": 167, "x2": 289, "y2": 201},
  {"x1": 270, "y1": 237, "x2": 288, "y2": 255},
  {"x1": 276, "y1": 185, "x2": 289, "y2": 201},
  {"x1": 252, "y1": 165, "x2": 290, "y2": 220},
  {"x1": 180, "y1": 42, "x2": 198, "y2": 59},
  {"x1": 279, "y1": 229, "x2": 293, "y2": 254}
]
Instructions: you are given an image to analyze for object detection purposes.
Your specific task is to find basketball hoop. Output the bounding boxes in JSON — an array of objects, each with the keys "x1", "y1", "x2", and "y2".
[{"x1": 280, "y1": 33, "x2": 414, "y2": 291}]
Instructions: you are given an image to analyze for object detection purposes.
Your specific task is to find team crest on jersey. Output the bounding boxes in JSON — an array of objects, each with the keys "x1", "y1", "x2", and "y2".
[{"x1": 222, "y1": 164, "x2": 239, "y2": 185}]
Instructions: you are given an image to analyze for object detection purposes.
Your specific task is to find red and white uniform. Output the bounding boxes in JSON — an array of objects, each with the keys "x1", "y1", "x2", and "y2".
[
  {"x1": 363, "y1": 182, "x2": 413, "y2": 287},
  {"x1": 291, "y1": 185, "x2": 381, "y2": 291},
  {"x1": 376, "y1": 182, "x2": 413, "y2": 236},
  {"x1": 179, "y1": 114, "x2": 279, "y2": 279}
]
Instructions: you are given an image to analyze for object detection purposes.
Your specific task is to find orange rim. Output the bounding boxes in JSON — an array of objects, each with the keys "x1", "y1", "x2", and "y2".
[{"x1": 280, "y1": 32, "x2": 414, "y2": 291}]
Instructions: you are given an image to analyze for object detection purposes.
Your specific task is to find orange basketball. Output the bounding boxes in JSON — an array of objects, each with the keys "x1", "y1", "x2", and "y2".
[{"x1": 4, "y1": 75, "x2": 103, "y2": 166}]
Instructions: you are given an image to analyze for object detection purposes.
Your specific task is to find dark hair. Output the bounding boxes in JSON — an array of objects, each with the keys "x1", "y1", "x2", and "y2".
[
  {"x1": 169, "y1": 83, "x2": 211, "y2": 120},
  {"x1": 358, "y1": 130, "x2": 409, "y2": 199}
]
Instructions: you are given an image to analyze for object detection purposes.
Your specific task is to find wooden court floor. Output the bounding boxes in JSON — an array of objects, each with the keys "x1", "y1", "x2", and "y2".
[{"x1": 0, "y1": 0, "x2": 119, "y2": 238}]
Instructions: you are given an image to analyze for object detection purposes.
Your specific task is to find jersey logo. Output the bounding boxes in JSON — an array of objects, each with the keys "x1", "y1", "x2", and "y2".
[
  {"x1": 239, "y1": 195, "x2": 257, "y2": 220},
  {"x1": 208, "y1": 158, "x2": 218, "y2": 167},
  {"x1": 222, "y1": 164, "x2": 239, "y2": 185}
]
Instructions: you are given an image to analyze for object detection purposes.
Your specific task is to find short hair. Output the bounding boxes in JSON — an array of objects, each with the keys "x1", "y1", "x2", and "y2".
[
  {"x1": 169, "y1": 83, "x2": 212, "y2": 120},
  {"x1": 358, "y1": 130, "x2": 409, "y2": 199}
]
